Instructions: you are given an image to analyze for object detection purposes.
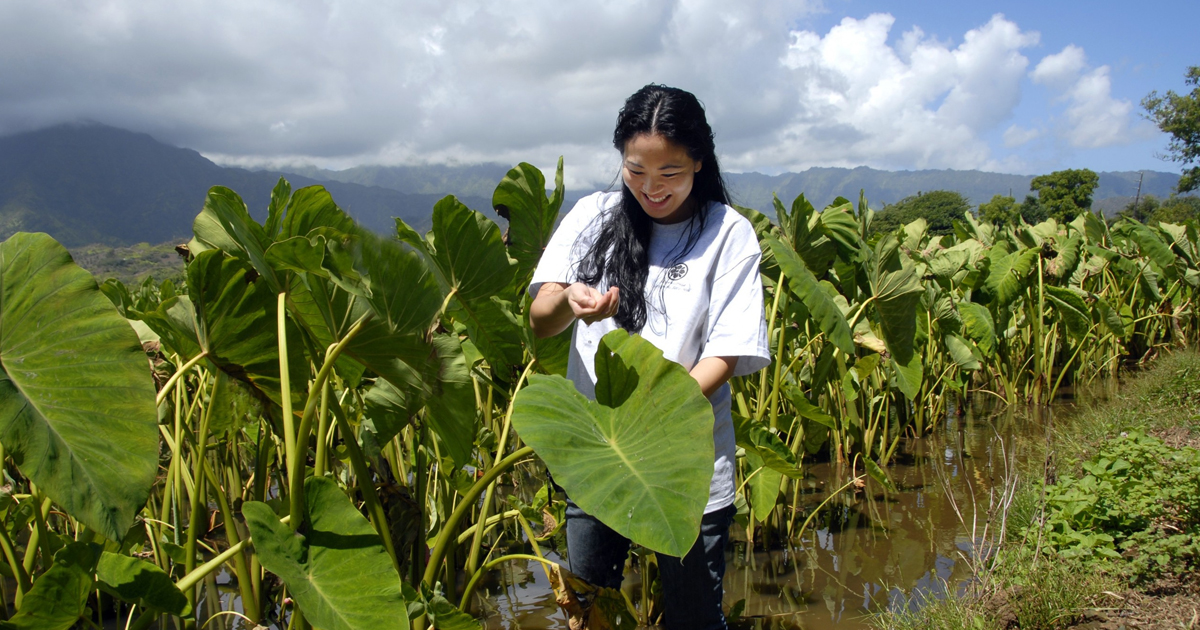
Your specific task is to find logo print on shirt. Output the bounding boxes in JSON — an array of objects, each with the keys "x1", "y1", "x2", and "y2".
[{"x1": 667, "y1": 263, "x2": 688, "y2": 282}]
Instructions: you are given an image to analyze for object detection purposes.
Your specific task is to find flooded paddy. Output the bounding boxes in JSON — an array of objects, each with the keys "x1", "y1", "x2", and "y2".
[{"x1": 474, "y1": 394, "x2": 1092, "y2": 629}]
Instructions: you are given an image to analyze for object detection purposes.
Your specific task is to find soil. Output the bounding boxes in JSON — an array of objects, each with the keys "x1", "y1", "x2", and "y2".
[{"x1": 1070, "y1": 588, "x2": 1200, "y2": 629}]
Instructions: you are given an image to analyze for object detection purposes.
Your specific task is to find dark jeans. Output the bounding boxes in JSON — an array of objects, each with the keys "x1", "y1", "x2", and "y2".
[{"x1": 565, "y1": 500, "x2": 736, "y2": 630}]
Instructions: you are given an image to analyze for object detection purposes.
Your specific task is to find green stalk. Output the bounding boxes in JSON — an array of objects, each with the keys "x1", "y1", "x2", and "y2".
[
  {"x1": 755, "y1": 274, "x2": 786, "y2": 421},
  {"x1": 288, "y1": 312, "x2": 371, "y2": 529},
  {"x1": 313, "y1": 382, "x2": 331, "y2": 478},
  {"x1": 202, "y1": 455, "x2": 260, "y2": 623},
  {"x1": 768, "y1": 287, "x2": 790, "y2": 431},
  {"x1": 1050, "y1": 327, "x2": 1105, "y2": 401},
  {"x1": 466, "y1": 362, "x2": 535, "y2": 577},
  {"x1": 28, "y1": 490, "x2": 53, "y2": 574},
  {"x1": 455, "y1": 510, "x2": 522, "y2": 545},
  {"x1": 327, "y1": 386, "x2": 399, "y2": 572},
  {"x1": 174, "y1": 516, "x2": 287, "y2": 594},
  {"x1": 155, "y1": 351, "x2": 209, "y2": 408},
  {"x1": 457, "y1": 553, "x2": 559, "y2": 613},
  {"x1": 182, "y1": 377, "x2": 218, "y2": 627},
  {"x1": 0, "y1": 517, "x2": 31, "y2": 608},
  {"x1": 423, "y1": 446, "x2": 535, "y2": 589},
  {"x1": 410, "y1": 425, "x2": 428, "y2": 586},
  {"x1": 277, "y1": 292, "x2": 298, "y2": 503},
  {"x1": 159, "y1": 384, "x2": 184, "y2": 537}
]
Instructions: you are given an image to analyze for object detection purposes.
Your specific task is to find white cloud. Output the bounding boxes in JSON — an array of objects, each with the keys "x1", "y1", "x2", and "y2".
[
  {"x1": 1003, "y1": 124, "x2": 1040, "y2": 148},
  {"x1": 766, "y1": 14, "x2": 1039, "y2": 172},
  {"x1": 1031, "y1": 46, "x2": 1146, "y2": 149},
  {"x1": 0, "y1": 2, "x2": 1147, "y2": 186}
]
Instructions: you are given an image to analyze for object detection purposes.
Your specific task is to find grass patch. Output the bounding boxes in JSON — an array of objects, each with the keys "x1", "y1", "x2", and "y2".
[
  {"x1": 874, "y1": 350, "x2": 1200, "y2": 630},
  {"x1": 70, "y1": 240, "x2": 186, "y2": 285}
]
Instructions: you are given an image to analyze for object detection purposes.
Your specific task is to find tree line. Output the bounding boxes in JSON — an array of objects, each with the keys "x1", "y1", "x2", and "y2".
[{"x1": 872, "y1": 64, "x2": 1200, "y2": 235}]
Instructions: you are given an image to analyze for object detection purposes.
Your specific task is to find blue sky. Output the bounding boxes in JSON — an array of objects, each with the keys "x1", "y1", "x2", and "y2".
[
  {"x1": 811, "y1": 0, "x2": 1195, "y2": 171},
  {"x1": 0, "y1": 1, "x2": 1194, "y2": 187},
  {"x1": 804, "y1": 0, "x2": 1196, "y2": 174}
]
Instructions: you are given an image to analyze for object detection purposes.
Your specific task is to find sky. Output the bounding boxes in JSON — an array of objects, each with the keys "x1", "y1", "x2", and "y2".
[{"x1": 0, "y1": 0, "x2": 1195, "y2": 189}]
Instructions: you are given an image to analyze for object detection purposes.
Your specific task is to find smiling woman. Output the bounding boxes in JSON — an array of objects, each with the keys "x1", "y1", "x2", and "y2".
[
  {"x1": 620, "y1": 132, "x2": 703, "y2": 224},
  {"x1": 528, "y1": 84, "x2": 771, "y2": 630}
]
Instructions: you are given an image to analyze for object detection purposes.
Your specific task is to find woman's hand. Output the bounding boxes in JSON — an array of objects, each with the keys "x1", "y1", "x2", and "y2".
[
  {"x1": 565, "y1": 283, "x2": 620, "y2": 324},
  {"x1": 530, "y1": 282, "x2": 620, "y2": 338}
]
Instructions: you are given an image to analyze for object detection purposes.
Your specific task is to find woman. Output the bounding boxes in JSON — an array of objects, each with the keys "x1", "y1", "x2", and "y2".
[{"x1": 528, "y1": 84, "x2": 770, "y2": 629}]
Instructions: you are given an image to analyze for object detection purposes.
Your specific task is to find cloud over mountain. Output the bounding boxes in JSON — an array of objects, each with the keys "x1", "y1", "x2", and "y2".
[{"x1": 0, "y1": 2, "x2": 1155, "y2": 188}]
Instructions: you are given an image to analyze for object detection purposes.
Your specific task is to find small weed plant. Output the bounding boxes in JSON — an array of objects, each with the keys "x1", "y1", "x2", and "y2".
[{"x1": 1031, "y1": 430, "x2": 1200, "y2": 583}]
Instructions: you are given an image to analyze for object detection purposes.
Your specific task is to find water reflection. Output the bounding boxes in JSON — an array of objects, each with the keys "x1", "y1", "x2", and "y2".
[{"x1": 480, "y1": 393, "x2": 1091, "y2": 629}]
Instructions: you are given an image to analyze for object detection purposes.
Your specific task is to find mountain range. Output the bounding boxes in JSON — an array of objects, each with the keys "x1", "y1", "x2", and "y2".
[
  {"x1": 0, "y1": 123, "x2": 489, "y2": 247},
  {"x1": 0, "y1": 123, "x2": 1187, "y2": 249}
]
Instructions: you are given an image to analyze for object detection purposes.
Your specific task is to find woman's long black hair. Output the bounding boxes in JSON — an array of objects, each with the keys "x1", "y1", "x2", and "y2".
[{"x1": 575, "y1": 84, "x2": 731, "y2": 332}]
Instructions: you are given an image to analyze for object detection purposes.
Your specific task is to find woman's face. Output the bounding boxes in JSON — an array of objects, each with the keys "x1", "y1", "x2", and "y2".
[{"x1": 621, "y1": 133, "x2": 702, "y2": 224}]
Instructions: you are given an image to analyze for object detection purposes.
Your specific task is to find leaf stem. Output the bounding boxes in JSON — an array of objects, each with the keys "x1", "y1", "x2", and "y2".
[
  {"x1": 466, "y1": 361, "x2": 535, "y2": 576},
  {"x1": 423, "y1": 445, "x2": 535, "y2": 589},
  {"x1": 288, "y1": 311, "x2": 371, "y2": 529},
  {"x1": 156, "y1": 351, "x2": 210, "y2": 408},
  {"x1": 458, "y1": 553, "x2": 558, "y2": 611}
]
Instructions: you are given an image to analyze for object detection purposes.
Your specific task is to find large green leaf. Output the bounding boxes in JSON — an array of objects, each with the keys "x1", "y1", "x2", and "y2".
[
  {"x1": 449, "y1": 297, "x2": 523, "y2": 375},
  {"x1": 944, "y1": 334, "x2": 981, "y2": 370},
  {"x1": 743, "y1": 449, "x2": 783, "y2": 523},
  {"x1": 928, "y1": 249, "x2": 967, "y2": 283},
  {"x1": 280, "y1": 186, "x2": 356, "y2": 241},
  {"x1": 264, "y1": 177, "x2": 292, "y2": 239},
  {"x1": 732, "y1": 415, "x2": 801, "y2": 479},
  {"x1": 783, "y1": 387, "x2": 837, "y2": 430},
  {"x1": 0, "y1": 233, "x2": 158, "y2": 541},
  {"x1": 208, "y1": 369, "x2": 265, "y2": 436},
  {"x1": 511, "y1": 330, "x2": 714, "y2": 557},
  {"x1": 140, "y1": 296, "x2": 201, "y2": 360},
  {"x1": 422, "y1": 335, "x2": 477, "y2": 468},
  {"x1": 1044, "y1": 286, "x2": 1092, "y2": 342},
  {"x1": 765, "y1": 235, "x2": 855, "y2": 355},
  {"x1": 985, "y1": 245, "x2": 1038, "y2": 308},
  {"x1": 96, "y1": 551, "x2": 191, "y2": 616},
  {"x1": 362, "y1": 378, "x2": 420, "y2": 457},
  {"x1": 432, "y1": 196, "x2": 516, "y2": 302},
  {"x1": 1093, "y1": 296, "x2": 1125, "y2": 337},
  {"x1": 492, "y1": 160, "x2": 563, "y2": 292},
  {"x1": 958, "y1": 302, "x2": 997, "y2": 356},
  {"x1": 0, "y1": 542, "x2": 97, "y2": 630},
  {"x1": 244, "y1": 477, "x2": 409, "y2": 630},
  {"x1": 1118, "y1": 220, "x2": 1179, "y2": 281},
  {"x1": 786, "y1": 194, "x2": 837, "y2": 275},
  {"x1": 187, "y1": 250, "x2": 306, "y2": 408},
  {"x1": 297, "y1": 230, "x2": 445, "y2": 418},
  {"x1": 819, "y1": 205, "x2": 864, "y2": 260},
  {"x1": 1047, "y1": 233, "x2": 1083, "y2": 279},
  {"x1": 191, "y1": 187, "x2": 281, "y2": 292},
  {"x1": 869, "y1": 235, "x2": 923, "y2": 367},
  {"x1": 890, "y1": 353, "x2": 923, "y2": 401}
]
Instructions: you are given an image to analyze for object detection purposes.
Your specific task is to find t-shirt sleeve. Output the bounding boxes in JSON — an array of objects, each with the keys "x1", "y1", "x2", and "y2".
[
  {"x1": 528, "y1": 194, "x2": 604, "y2": 299},
  {"x1": 700, "y1": 221, "x2": 771, "y2": 377}
]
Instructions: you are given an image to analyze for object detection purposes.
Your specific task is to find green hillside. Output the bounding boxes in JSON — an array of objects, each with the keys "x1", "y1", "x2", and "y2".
[{"x1": 0, "y1": 124, "x2": 488, "y2": 247}]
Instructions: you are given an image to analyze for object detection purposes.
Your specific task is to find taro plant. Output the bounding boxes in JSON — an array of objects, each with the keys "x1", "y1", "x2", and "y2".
[{"x1": 1, "y1": 159, "x2": 1198, "y2": 629}]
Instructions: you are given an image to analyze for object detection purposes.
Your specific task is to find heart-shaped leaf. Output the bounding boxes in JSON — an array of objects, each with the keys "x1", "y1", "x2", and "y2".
[
  {"x1": 0, "y1": 233, "x2": 158, "y2": 541},
  {"x1": 765, "y1": 235, "x2": 855, "y2": 355},
  {"x1": 96, "y1": 552, "x2": 191, "y2": 616},
  {"x1": 492, "y1": 160, "x2": 563, "y2": 292},
  {"x1": 512, "y1": 330, "x2": 714, "y2": 557},
  {"x1": 431, "y1": 195, "x2": 516, "y2": 303},
  {"x1": 1, "y1": 542, "x2": 98, "y2": 630},
  {"x1": 244, "y1": 477, "x2": 409, "y2": 630}
]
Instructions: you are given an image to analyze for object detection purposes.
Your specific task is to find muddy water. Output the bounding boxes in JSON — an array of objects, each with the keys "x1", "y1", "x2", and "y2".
[{"x1": 475, "y1": 397, "x2": 1072, "y2": 629}]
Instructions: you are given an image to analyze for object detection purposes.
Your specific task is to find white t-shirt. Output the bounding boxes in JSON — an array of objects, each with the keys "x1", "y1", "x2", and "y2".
[{"x1": 529, "y1": 191, "x2": 771, "y2": 513}]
